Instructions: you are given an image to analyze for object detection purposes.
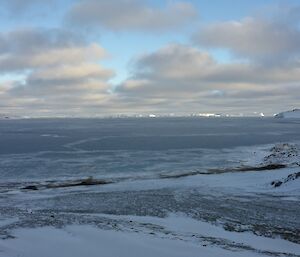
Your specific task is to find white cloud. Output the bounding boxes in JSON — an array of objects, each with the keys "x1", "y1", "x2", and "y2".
[
  {"x1": 0, "y1": 28, "x2": 115, "y2": 116},
  {"x1": 117, "y1": 44, "x2": 300, "y2": 114},
  {"x1": 1, "y1": 3, "x2": 300, "y2": 116},
  {"x1": 66, "y1": 0, "x2": 198, "y2": 32},
  {"x1": 192, "y1": 7, "x2": 300, "y2": 63}
]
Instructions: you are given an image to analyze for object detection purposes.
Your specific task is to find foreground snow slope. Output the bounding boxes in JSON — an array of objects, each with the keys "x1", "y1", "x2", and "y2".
[
  {"x1": 0, "y1": 226, "x2": 256, "y2": 257},
  {"x1": 1, "y1": 215, "x2": 300, "y2": 257}
]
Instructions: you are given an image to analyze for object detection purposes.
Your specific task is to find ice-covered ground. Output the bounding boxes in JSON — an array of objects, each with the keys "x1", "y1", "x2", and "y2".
[{"x1": 0, "y1": 142, "x2": 299, "y2": 257}]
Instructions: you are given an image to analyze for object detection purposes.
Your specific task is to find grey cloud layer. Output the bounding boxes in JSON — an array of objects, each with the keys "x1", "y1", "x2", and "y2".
[
  {"x1": 1, "y1": 2, "x2": 300, "y2": 116},
  {"x1": 0, "y1": 0, "x2": 58, "y2": 18},
  {"x1": 0, "y1": 28, "x2": 84, "y2": 52},
  {"x1": 66, "y1": 0, "x2": 198, "y2": 31},
  {"x1": 193, "y1": 7, "x2": 300, "y2": 63},
  {"x1": 125, "y1": 44, "x2": 300, "y2": 86},
  {"x1": 1, "y1": 0, "x2": 47, "y2": 12},
  {"x1": 0, "y1": 28, "x2": 88, "y2": 72},
  {"x1": 115, "y1": 6, "x2": 300, "y2": 114},
  {"x1": 0, "y1": 28, "x2": 115, "y2": 115},
  {"x1": 117, "y1": 44, "x2": 300, "y2": 114}
]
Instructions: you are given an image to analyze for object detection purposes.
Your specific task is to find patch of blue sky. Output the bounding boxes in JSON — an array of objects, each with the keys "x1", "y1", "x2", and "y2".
[
  {"x1": 100, "y1": 30, "x2": 189, "y2": 86},
  {"x1": 0, "y1": 72, "x2": 28, "y2": 85}
]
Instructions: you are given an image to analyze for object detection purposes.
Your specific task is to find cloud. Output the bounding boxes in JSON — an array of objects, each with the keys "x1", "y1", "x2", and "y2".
[
  {"x1": 66, "y1": 0, "x2": 198, "y2": 32},
  {"x1": 1, "y1": 3, "x2": 300, "y2": 116},
  {"x1": 0, "y1": 0, "x2": 57, "y2": 17},
  {"x1": 1, "y1": 0, "x2": 43, "y2": 12},
  {"x1": 30, "y1": 63, "x2": 113, "y2": 81},
  {"x1": 117, "y1": 44, "x2": 300, "y2": 114},
  {"x1": 0, "y1": 43, "x2": 108, "y2": 73},
  {"x1": 0, "y1": 27, "x2": 86, "y2": 55},
  {"x1": 192, "y1": 6, "x2": 300, "y2": 63},
  {"x1": 126, "y1": 44, "x2": 300, "y2": 85},
  {"x1": 0, "y1": 28, "x2": 115, "y2": 116}
]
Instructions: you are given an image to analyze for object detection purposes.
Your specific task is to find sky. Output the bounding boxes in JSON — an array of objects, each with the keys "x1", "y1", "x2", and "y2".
[{"x1": 0, "y1": 0, "x2": 299, "y2": 117}]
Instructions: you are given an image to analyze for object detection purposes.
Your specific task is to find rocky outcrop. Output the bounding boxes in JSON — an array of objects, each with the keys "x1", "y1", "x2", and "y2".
[
  {"x1": 263, "y1": 143, "x2": 299, "y2": 166},
  {"x1": 22, "y1": 177, "x2": 111, "y2": 191},
  {"x1": 271, "y1": 172, "x2": 300, "y2": 187}
]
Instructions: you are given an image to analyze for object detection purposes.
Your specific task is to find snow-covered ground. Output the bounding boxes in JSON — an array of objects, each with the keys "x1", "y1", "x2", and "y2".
[
  {"x1": 1, "y1": 214, "x2": 300, "y2": 257},
  {"x1": 0, "y1": 142, "x2": 299, "y2": 257}
]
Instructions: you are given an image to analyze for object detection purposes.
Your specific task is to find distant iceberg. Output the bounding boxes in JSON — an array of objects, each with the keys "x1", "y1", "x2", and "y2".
[{"x1": 275, "y1": 109, "x2": 300, "y2": 119}]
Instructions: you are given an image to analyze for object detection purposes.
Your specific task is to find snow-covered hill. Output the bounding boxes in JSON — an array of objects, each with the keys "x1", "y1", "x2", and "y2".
[{"x1": 275, "y1": 109, "x2": 300, "y2": 119}]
